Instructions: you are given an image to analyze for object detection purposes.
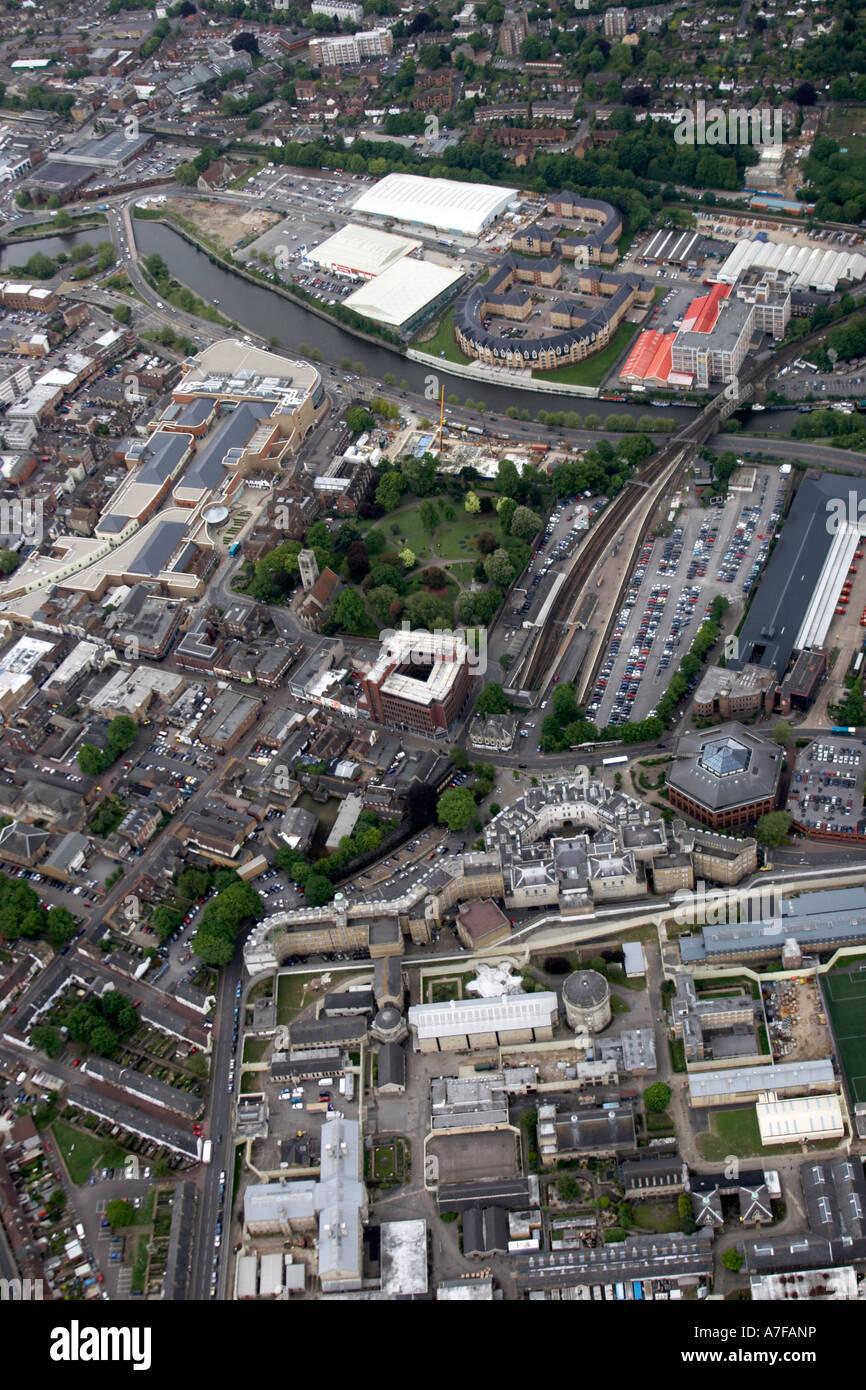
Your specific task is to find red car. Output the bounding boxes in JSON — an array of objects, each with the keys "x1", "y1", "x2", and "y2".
[{"x1": 72, "y1": 1058, "x2": 81, "y2": 1068}]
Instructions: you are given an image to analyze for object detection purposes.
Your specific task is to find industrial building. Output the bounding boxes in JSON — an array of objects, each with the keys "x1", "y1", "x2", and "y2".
[
  {"x1": 717, "y1": 235, "x2": 866, "y2": 293},
  {"x1": 736, "y1": 473, "x2": 866, "y2": 678},
  {"x1": 679, "y1": 883, "x2": 866, "y2": 963},
  {"x1": 756, "y1": 1094, "x2": 845, "y2": 1146},
  {"x1": 352, "y1": 173, "x2": 518, "y2": 238},
  {"x1": 407, "y1": 993, "x2": 558, "y2": 1053},
  {"x1": 307, "y1": 225, "x2": 421, "y2": 280},
  {"x1": 687, "y1": 1058, "x2": 837, "y2": 1108},
  {"x1": 343, "y1": 257, "x2": 465, "y2": 333}
]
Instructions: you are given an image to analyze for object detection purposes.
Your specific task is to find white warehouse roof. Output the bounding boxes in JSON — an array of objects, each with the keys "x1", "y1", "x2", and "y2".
[
  {"x1": 352, "y1": 173, "x2": 518, "y2": 237},
  {"x1": 408, "y1": 992, "x2": 558, "y2": 1040},
  {"x1": 308, "y1": 224, "x2": 421, "y2": 279},
  {"x1": 717, "y1": 236, "x2": 866, "y2": 293},
  {"x1": 343, "y1": 257, "x2": 464, "y2": 327},
  {"x1": 756, "y1": 1094, "x2": 844, "y2": 1145}
]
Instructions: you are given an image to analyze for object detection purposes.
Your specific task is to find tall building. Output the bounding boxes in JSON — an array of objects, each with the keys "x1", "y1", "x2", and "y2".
[
  {"x1": 499, "y1": 8, "x2": 529, "y2": 54},
  {"x1": 603, "y1": 6, "x2": 629, "y2": 36},
  {"x1": 309, "y1": 28, "x2": 393, "y2": 66},
  {"x1": 311, "y1": 0, "x2": 363, "y2": 19},
  {"x1": 359, "y1": 628, "x2": 473, "y2": 735},
  {"x1": 298, "y1": 548, "x2": 319, "y2": 593}
]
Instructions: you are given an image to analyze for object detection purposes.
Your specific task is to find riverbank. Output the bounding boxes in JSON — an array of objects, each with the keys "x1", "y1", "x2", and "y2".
[
  {"x1": 131, "y1": 208, "x2": 406, "y2": 359},
  {"x1": 1, "y1": 213, "x2": 108, "y2": 243}
]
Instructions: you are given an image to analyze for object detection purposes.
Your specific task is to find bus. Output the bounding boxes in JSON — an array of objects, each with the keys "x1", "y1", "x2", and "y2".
[
  {"x1": 228, "y1": 541, "x2": 241, "y2": 557},
  {"x1": 200, "y1": 1139, "x2": 212, "y2": 1164},
  {"x1": 831, "y1": 726, "x2": 857, "y2": 736},
  {"x1": 602, "y1": 755, "x2": 628, "y2": 767}
]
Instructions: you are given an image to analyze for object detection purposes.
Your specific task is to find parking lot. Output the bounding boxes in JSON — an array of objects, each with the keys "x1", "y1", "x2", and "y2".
[
  {"x1": 788, "y1": 736, "x2": 866, "y2": 837},
  {"x1": 589, "y1": 467, "x2": 783, "y2": 726}
]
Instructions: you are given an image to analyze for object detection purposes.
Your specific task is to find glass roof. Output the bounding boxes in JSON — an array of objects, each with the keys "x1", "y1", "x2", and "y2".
[{"x1": 699, "y1": 737, "x2": 750, "y2": 777}]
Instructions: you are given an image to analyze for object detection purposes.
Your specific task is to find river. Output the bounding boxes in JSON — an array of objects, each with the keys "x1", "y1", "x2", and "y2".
[
  {"x1": 0, "y1": 228, "x2": 112, "y2": 271},
  {"x1": 10, "y1": 219, "x2": 808, "y2": 435},
  {"x1": 132, "y1": 220, "x2": 716, "y2": 425}
]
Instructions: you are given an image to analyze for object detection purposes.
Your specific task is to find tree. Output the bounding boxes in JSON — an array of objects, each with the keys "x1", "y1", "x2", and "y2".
[
  {"x1": 376, "y1": 471, "x2": 405, "y2": 511},
  {"x1": 347, "y1": 405, "x2": 374, "y2": 436},
  {"x1": 773, "y1": 722, "x2": 793, "y2": 747},
  {"x1": 0, "y1": 549, "x2": 20, "y2": 575},
  {"x1": 557, "y1": 1173, "x2": 582, "y2": 1202},
  {"x1": 191, "y1": 929, "x2": 235, "y2": 966},
  {"x1": 722, "y1": 1248, "x2": 744, "y2": 1273},
  {"x1": 476, "y1": 682, "x2": 508, "y2": 716},
  {"x1": 509, "y1": 505, "x2": 542, "y2": 541},
  {"x1": 756, "y1": 811, "x2": 792, "y2": 846},
  {"x1": 643, "y1": 1081, "x2": 671, "y2": 1113},
  {"x1": 45, "y1": 905, "x2": 76, "y2": 947},
  {"x1": 112, "y1": 302, "x2": 131, "y2": 325},
  {"x1": 333, "y1": 588, "x2": 366, "y2": 633},
  {"x1": 152, "y1": 905, "x2": 182, "y2": 942},
  {"x1": 77, "y1": 743, "x2": 106, "y2": 776},
  {"x1": 31, "y1": 1023, "x2": 62, "y2": 1058},
  {"x1": 398, "y1": 546, "x2": 416, "y2": 569},
  {"x1": 484, "y1": 548, "x2": 515, "y2": 587},
  {"x1": 105, "y1": 1199, "x2": 134, "y2": 1230},
  {"x1": 304, "y1": 873, "x2": 335, "y2": 907},
  {"x1": 345, "y1": 540, "x2": 369, "y2": 583},
  {"x1": 450, "y1": 746, "x2": 470, "y2": 771},
  {"x1": 464, "y1": 490, "x2": 481, "y2": 514},
  {"x1": 436, "y1": 786, "x2": 477, "y2": 831}
]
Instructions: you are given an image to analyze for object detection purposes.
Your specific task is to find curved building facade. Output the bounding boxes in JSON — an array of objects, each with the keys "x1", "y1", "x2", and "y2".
[{"x1": 562, "y1": 969, "x2": 611, "y2": 1033}]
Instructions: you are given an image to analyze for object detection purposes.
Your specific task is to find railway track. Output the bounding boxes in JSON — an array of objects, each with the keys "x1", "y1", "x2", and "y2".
[{"x1": 522, "y1": 445, "x2": 685, "y2": 691}]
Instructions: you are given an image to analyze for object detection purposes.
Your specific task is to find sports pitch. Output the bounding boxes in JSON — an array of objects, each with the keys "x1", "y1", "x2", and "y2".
[{"x1": 823, "y1": 968, "x2": 866, "y2": 1104}]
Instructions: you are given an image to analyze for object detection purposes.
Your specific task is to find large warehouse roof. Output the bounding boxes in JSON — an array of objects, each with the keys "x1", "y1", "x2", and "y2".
[
  {"x1": 308, "y1": 224, "x2": 421, "y2": 279},
  {"x1": 343, "y1": 257, "x2": 463, "y2": 327},
  {"x1": 408, "y1": 992, "x2": 558, "y2": 1040},
  {"x1": 352, "y1": 173, "x2": 518, "y2": 237},
  {"x1": 717, "y1": 236, "x2": 866, "y2": 293}
]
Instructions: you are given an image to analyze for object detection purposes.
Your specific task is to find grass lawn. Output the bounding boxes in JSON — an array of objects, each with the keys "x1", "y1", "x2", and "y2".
[
  {"x1": 52, "y1": 1122, "x2": 130, "y2": 1186},
  {"x1": 607, "y1": 970, "x2": 647, "y2": 992},
  {"x1": 373, "y1": 1146, "x2": 395, "y2": 1179},
  {"x1": 276, "y1": 973, "x2": 316, "y2": 1026},
  {"x1": 630, "y1": 1200, "x2": 681, "y2": 1233},
  {"x1": 243, "y1": 1037, "x2": 270, "y2": 1064},
  {"x1": 414, "y1": 305, "x2": 473, "y2": 364},
  {"x1": 530, "y1": 320, "x2": 640, "y2": 387},
  {"x1": 371, "y1": 500, "x2": 505, "y2": 567},
  {"x1": 695, "y1": 1107, "x2": 801, "y2": 1161},
  {"x1": 444, "y1": 560, "x2": 478, "y2": 585},
  {"x1": 130, "y1": 1235, "x2": 149, "y2": 1295},
  {"x1": 646, "y1": 1109, "x2": 675, "y2": 1132},
  {"x1": 668, "y1": 1038, "x2": 687, "y2": 1073},
  {"x1": 610, "y1": 993, "x2": 630, "y2": 1014}
]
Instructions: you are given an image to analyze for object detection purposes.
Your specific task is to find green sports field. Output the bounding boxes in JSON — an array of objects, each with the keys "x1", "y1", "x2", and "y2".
[{"x1": 823, "y1": 967, "x2": 866, "y2": 1103}]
